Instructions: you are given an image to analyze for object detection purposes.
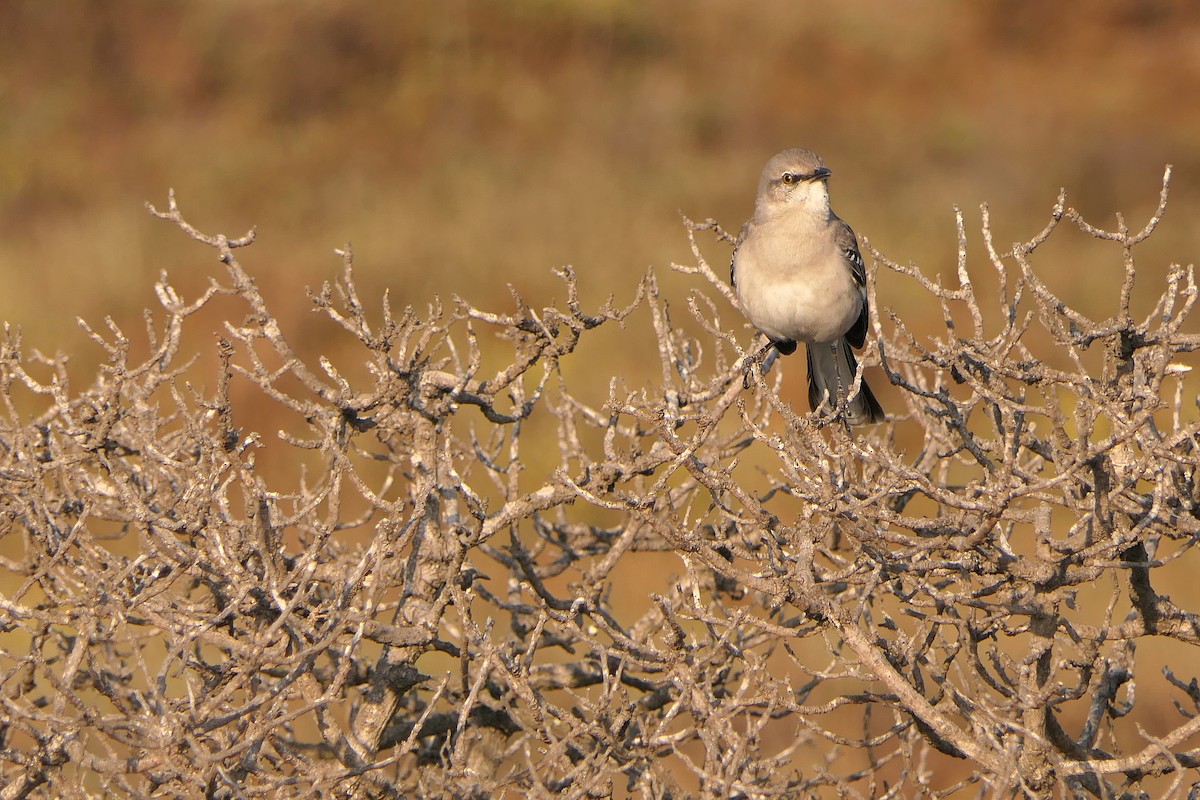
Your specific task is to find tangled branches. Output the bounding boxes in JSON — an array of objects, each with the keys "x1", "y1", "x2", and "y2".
[{"x1": 1, "y1": 171, "x2": 1199, "y2": 799}]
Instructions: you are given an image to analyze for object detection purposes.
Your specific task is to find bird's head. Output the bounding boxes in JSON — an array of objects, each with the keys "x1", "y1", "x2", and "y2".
[{"x1": 755, "y1": 148, "x2": 832, "y2": 216}]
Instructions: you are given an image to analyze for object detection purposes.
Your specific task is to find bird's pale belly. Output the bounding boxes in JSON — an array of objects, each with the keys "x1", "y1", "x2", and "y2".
[{"x1": 739, "y1": 277, "x2": 860, "y2": 345}]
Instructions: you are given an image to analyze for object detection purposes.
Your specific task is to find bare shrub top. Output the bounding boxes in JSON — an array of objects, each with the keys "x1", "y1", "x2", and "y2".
[{"x1": 2, "y1": 172, "x2": 1199, "y2": 799}]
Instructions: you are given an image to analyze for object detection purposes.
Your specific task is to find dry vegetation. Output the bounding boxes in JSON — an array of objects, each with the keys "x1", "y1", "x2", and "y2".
[
  {"x1": 2, "y1": 166, "x2": 1199, "y2": 799},
  {"x1": 4, "y1": 3, "x2": 1200, "y2": 799}
]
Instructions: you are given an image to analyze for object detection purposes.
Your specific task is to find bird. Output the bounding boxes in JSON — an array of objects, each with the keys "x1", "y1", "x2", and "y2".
[{"x1": 730, "y1": 148, "x2": 884, "y2": 425}]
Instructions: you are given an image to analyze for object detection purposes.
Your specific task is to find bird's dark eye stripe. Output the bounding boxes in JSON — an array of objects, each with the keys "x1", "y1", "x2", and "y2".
[{"x1": 780, "y1": 169, "x2": 825, "y2": 184}]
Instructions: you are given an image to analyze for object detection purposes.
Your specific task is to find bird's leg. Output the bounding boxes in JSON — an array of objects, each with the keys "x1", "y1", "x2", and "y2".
[{"x1": 761, "y1": 347, "x2": 780, "y2": 375}]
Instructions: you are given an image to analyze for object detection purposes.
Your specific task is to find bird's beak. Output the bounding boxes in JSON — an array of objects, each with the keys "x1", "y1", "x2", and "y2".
[{"x1": 812, "y1": 167, "x2": 832, "y2": 181}]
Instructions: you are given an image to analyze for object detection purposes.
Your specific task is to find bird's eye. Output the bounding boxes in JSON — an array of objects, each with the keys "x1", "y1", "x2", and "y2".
[{"x1": 781, "y1": 172, "x2": 796, "y2": 185}]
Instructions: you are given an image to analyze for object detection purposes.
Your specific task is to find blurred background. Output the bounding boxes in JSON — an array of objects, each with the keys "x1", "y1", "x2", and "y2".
[{"x1": 2, "y1": 0, "x2": 1199, "y2": 364}]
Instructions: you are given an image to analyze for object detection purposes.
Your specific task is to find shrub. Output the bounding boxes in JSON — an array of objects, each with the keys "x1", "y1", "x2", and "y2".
[{"x1": 2, "y1": 173, "x2": 1198, "y2": 799}]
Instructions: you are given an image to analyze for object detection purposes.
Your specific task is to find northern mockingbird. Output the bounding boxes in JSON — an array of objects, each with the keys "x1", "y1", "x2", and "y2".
[{"x1": 730, "y1": 148, "x2": 884, "y2": 424}]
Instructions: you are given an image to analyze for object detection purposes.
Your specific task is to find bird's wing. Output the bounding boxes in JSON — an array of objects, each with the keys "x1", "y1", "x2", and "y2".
[
  {"x1": 833, "y1": 217, "x2": 865, "y2": 288},
  {"x1": 834, "y1": 217, "x2": 870, "y2": 349}
]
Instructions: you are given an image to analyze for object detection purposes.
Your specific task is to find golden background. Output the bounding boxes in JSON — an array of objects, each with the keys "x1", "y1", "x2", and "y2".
[{"x1": 3, "y1": 1, "x2": 1198, "y2": 361}]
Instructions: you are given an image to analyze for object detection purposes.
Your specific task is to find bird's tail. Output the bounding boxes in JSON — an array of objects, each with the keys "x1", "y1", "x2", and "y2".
[{"x1": 806, "y1": 339, "x2": 885, "y2": 425}]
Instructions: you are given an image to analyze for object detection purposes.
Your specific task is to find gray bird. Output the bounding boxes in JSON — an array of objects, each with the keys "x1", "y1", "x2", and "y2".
[{"x1": 730, "y1": 148, "x2": 884, "y2": 424}]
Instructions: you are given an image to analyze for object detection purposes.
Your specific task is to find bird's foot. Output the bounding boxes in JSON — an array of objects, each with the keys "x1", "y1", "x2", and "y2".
[{"x1": 742, "y1": 341, "x2": 778, "y2": 389}]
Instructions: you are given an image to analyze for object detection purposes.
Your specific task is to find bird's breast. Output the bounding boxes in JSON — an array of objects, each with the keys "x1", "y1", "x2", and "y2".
[{"x1": 734, "y1": 222, "x2": 862, "y2": 345}]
